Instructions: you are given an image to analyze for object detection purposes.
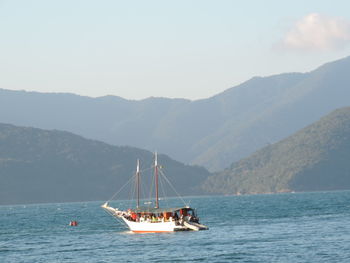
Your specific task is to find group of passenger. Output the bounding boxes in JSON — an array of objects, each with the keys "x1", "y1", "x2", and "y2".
[
  {"x1": 125, "y1": 212, "x2": 176, "y2": 223},
  {"x1": 123, "y1": 208, "x2": 199, "y2": 224}
]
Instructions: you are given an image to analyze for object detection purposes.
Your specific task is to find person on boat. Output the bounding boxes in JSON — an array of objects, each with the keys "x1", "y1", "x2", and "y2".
[
  {"x1": 131, "y1": 212, "x2": 137, "y2": 221},
  {"x1": 179, "y1": 214, "x2": 184, "y2": 225},
  {"x1": 151, "y1": 214, "x2": 157, "y2": 222},
  {"x1": 188, "y1": 211, "x2": 199, "y2": 223}
]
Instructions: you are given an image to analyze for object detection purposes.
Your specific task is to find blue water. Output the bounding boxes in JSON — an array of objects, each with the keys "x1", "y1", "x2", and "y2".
[{"x1": 1, "y1": 191, "x2": 350, "y2": 262}]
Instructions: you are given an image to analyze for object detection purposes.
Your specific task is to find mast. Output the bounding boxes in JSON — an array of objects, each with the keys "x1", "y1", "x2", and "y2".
[
  {"x1": 155, "y1": 152, "x2": 159, "y2": 208},
  {"x1": 136, "y1": 159, "x2": 140, "y2": 208}
]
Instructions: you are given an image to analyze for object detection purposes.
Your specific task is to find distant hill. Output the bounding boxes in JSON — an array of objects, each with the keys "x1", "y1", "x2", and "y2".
[
  {"x1": 0, "y1": 123, "x2": 211, "y2": 205},
  {"x1": 1, "y1": 56, "x2": 350, "y2": 171},
  {"x1": 201, "y1": 107, "x2": 350, "y2": 194}
]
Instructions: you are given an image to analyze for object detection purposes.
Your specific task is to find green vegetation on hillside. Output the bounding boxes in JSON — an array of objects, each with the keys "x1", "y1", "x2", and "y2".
[
  {"x1": 202, "y1": 107, "x2": 350, "y2": 194},
  {"x1": 0, "y1": 124, "x2": 211, "y2": 205}
]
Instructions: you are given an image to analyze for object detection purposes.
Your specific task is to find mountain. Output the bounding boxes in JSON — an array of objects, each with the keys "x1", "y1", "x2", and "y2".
[
  {"x1": 192, "y1": 56, "x2": 350, "y2": 170},
  {"x1": 0, "y1": 123, "x2": 211, "y2": 205},
  {"x1": 1, "y1": 56, "x2": 350, "y2": 171},
  {"x1": 201, "y1": 107, "x2": 350, "y2": 195}
]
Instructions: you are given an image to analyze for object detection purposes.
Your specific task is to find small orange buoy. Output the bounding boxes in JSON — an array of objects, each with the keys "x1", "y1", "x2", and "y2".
[{"x1": 69, "y1": 221, "x2": 78, "y2": 226}]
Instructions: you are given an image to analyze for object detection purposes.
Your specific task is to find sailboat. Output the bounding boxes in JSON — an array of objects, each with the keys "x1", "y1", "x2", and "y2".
[{"x1": 101, "y1": 152, "x2": 208, "y2": 233}]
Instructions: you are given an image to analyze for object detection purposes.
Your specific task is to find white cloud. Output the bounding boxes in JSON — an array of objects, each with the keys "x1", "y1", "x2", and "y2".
[{"x1": 279, "y1": 13, "x2": 350, "y2": 51}]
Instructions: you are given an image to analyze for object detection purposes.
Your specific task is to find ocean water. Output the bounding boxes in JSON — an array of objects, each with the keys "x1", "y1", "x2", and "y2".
[{"x1": 1, "y1": 191, "x2": 350, "y2": 262}]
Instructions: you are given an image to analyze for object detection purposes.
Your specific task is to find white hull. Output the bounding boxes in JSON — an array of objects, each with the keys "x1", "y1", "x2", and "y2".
[
  {"x1": 101, "y1": 203, "x2": 208, "y2": 233},
  {"x1": 121, "y1": 217, "x2": 186, "y2": 233}
]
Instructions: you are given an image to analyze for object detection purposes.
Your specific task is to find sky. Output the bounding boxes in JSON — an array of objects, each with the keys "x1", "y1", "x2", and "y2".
[{"x1": 1, "y1": 0, "x2": 350, "y2": 100}]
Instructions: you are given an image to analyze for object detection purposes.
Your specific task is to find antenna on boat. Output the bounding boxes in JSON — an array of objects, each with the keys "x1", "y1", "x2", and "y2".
[
  {"x1": 155, "y1": 151, "x2": 159, "y2": 209},
  {"x1": 136, "y1": 159, "x2": 140, "y2": 208}
]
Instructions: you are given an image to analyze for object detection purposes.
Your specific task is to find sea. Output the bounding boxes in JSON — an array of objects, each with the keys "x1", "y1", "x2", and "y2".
[{"x1": 1, "y1": 191, "x2": 350, "y2": 263}]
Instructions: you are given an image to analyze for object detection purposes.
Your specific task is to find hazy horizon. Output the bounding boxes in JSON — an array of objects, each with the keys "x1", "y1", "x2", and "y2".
[{"x1": 1, "y1": 0, "x2": 350, "y2": 100}]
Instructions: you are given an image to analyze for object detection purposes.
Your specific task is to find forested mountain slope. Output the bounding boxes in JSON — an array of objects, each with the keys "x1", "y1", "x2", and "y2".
[
  {"x1": 0, "y1": 123, "x2": 211, "y2": 205},
  {"x1": 202, "y1": 107, "x2": 350, "y2": 194}
]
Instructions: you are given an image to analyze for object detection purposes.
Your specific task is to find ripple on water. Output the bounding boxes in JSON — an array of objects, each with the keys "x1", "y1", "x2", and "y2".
[{"x1": 1, "y1": 192, "x2": 350, "y2": 262}]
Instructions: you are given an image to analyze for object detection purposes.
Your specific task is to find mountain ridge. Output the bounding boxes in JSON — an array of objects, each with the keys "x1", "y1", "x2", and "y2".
[
  {"x1": 201, "y1": 107, "x2": 350, "y2": 195},
  {"x1": 1, "y1": 55, "x2": 350, "y2": 171}
]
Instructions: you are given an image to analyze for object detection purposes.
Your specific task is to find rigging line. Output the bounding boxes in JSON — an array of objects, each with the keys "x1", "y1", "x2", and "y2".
[
  {"x1": 159, "y1": 171, "x2": 169, "y2": 209},
  {"x1": 159, "y1": 169, "x2": 188, "y2": 207},
  {"x1": 107, "y1": 174, "x2": 135, "y2": 202},
  {"x1": 139, "y1": 172, "x2": 146, "y2": 204},
  {"x1": 139, "y1": 166, "x2": 152, "y2": 174},
  {"x1": 140, "y1": 165, "x2": 153, "y2": 204},
  {"x1": 103, "y1": 209, "x2": 126, "y2": 226},
  {"x1": 126, "y1": 172, "x2": 135, "y2": 209},
  {"x1": 149, "y1": 167, "x2": 155, "y2": 204},
  {"x1": 140, "y1": 172, "x2": 152, "y2": 206},
  {"x1": 129, "y1": 174, "x2": 137, "y2": 209},
  {"x1": 137, "y1": 161, "x2": 148, "y2": 206}
]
